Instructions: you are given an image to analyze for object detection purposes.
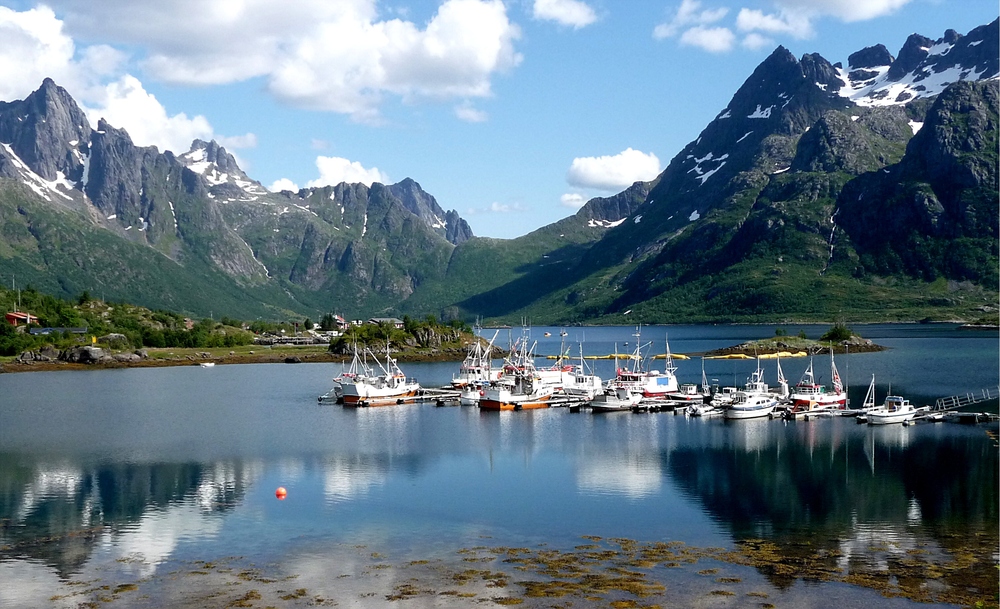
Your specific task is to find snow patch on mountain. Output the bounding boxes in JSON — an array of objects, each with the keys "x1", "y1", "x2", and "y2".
[
  {"x1": 2, "y1": 143, "x2": 73, "y2": 202},
  {"x1": 747, "y1": 105, "x2": 774, "y2": 119},
  {"x1": 588, "y1": 218, "x2": 626, "y2": 229}
]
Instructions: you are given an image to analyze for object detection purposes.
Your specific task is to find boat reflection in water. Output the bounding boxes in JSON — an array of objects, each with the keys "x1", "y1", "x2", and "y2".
[{"x1": 0, "y1": 324, "x2": 996, "y2": 608}]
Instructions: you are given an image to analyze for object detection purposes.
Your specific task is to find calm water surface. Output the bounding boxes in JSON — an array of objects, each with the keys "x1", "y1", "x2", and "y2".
[{"x1": 1, "y1": 324, "x2": 996, "y2": 608}]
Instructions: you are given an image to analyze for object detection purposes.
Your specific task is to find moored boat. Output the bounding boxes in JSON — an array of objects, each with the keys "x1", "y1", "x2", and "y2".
[
  {"x1": 723, "y1": 362, "x2": 778, "y2": 419},
  {"x1": 606, "y1": 328, "x2": 679, "y2": 399},
  {"x1": 867, "y1": 395, "x2": 922, "y2": 425},
  {"x1": 563, "y1": 345, "x2": 604, "y2": 400},
  {"x1": 479, "y1": 337, "x2": 559, "y2": 411},
  {"x1": 785, "y1": 351, "x2": 847, "y2": 418},
  {"x1": 452, "y1": 330, "x2": 501, "y2": 389},
  {"x1": 341, "y1": 345, "x2": 421, "y2": 406},
  {"x1": 589, "y1": 386, "x2": 642, "y2": 412}
]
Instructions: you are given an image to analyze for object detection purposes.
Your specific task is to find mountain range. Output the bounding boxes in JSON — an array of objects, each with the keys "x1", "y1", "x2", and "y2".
[{"x1": 0, "y1": 19, "x2": 996, "y2": 324}]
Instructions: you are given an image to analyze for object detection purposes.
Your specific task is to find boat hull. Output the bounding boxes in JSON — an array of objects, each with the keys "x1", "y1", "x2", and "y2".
[
  {"x1": 479, "y1": 395, "x2": 552, "y2": 411},
  {"x1": 341, "y1": 383, "x2": 421, "y2": 406}
]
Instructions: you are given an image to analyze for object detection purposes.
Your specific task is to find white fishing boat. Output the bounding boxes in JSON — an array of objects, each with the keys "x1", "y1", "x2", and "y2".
[
  {"x1": 723, "y1": 363, "x2": 778, "y2": 419},
  {"x1": 340, "y1": 345, "x2": 421, "y2": 406},
  {"x1": 563, "y1": 345, "x2": 604, "y2": 400},
  {"x1": 480, "y1": 338, "x2": 559, "y2": 411},
  {"x1": 198, "y1": 362, "x2": 216, "y2": 368},
  {"x1": 589, "y1": 386, "x2": 642, "y2": 412},
  {"x1": 867, "y1": 395, "x2": 922, "y2": 425},
  {"x1": 451, "y1": 330, "x2": 501, "y2": 389},
  {"x1": 606, "y1": 328, "x2": 679, "y2": 398},
  {"x1": 319, "y1": 344, "x2": 368, "y2": 402}
]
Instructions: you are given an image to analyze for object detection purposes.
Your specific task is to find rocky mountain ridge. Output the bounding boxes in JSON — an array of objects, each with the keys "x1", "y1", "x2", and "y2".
[{"x1": 0, "y1": 19, "x2": 996, "y2": 323}]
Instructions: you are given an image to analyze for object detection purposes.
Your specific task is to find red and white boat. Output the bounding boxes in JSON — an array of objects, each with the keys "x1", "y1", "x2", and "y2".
[
  {"x1": 480, "y1": 338, "x2": 560, "y2": 411},
  {"x1": 786, "y1": 351, "x2": 847, "y2": 417},
  {"x1": 606, "y1": 329, "x2": 679, "y2": 399}
]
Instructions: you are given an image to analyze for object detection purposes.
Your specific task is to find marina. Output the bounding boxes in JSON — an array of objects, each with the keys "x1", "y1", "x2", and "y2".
[{"x1": 1, "y1": 323, "x2": 997, "y2": 608}]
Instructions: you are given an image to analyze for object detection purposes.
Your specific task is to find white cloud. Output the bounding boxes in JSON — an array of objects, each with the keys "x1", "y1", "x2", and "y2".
[
  {"x1": 560, "y1": 193, "x2": 586, "y2": 208},
  {"x1": 533, "y1": 0, "x2": 597, "y2": 29},
  {"x1": 679, "y1": 26, "x2": 736, "y2": 53},
  {"x1": 736, "y1": 8, "x2": 812, "y2": 38},
  {"x1": 455, "y1": 102, "x2": 488, "y2": 122},
  {"x1": 306, "y1": 156, "x2": 388, "y2": 188},
  {"x1": 269, "y1": 178, "x2": 300, "y2": 193},
  {"x1": 85, "y1": 75, "x2": 215, "y2": 153},
  {"x1": 774, "y1": 0, "x2": 912, "y2": 23},
  {"x1": 45, "y1": 0, "x2": 522, "y2": 123},
  {"x1": 566, "y1": 148, "x2": 661, "y2": 191},
  {"x1": 653, "y1": 0, "x2": 728, "y2": 40},
  {"x1": 0, "y1": 5, "x2": 122, "y2": 101},
  {"x1": 741, "y1": 32, "x2": 775, "y2": 50},
  {"x1": 0, "y1": 7, "x2": 259, "y2": 157}
]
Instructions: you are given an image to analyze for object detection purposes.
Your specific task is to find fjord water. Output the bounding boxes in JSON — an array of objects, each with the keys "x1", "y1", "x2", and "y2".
[{"x1": 1, "y1": 324, "x2": 996, "y2": 607}]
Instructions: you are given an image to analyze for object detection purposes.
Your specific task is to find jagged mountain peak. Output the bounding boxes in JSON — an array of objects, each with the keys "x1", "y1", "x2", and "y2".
[
  {"x1": 837, "y1": 19, "x2": 999, "y2": 107},
  {"x1": 386, "y1": 177, "x2": 473, "y2": 245},
  {"x1": 848, "y1": 45, "x2": 894, "y2": 70},
  {"x1": 0, "y1": 78, "x2": 91, "y2": 185},
  {"x1": 177, "y1": 138, "x2": 268, "y2": 201}
]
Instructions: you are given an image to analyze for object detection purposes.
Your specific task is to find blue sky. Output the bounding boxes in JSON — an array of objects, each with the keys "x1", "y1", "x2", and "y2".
[{"x1": 0, "y1": 0, "x2": 996, "y2": 238}]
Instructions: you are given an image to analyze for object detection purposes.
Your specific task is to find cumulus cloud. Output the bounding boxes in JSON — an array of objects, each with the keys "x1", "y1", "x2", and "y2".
[
  {"x1": 44, "y1": 0, "x2": 522, "y2": 123},
  {"x1": 269, "y1": 178, "x2": 300, "y2": 193},
  {"x1": 679, "y1": 25, "x2": 735, "y2": 52},
  {"x1": 657, "y1": 0, "x2": 913, "y2": 53},
  {"x1": 84, "y1": 76, "x2": 214, "y2": 153},
  {"x1": 736, "y1": 8, "x2": 812, "y2": 38},
  {"x1": 306, "y1": 156, "x2": 388, "y2": 188},
  {"x1": 560, "y1": 193, "x2": 586, "y2": 208},
  {"x1": 566, "y1": 148, "x2": 661, "y2": 191},
  {"x1": 775, "y1": 0, "x2": 912, "y2": 23},
  {"x1": 653, "y1": 0, "x2": 728, "y2": 40},
  {"x1": 0, "y1": 5, "x2": 123, "y2": 101},
  {"x1": 0, "y1": 6, "x2": 259, "y2": 157},
  {"x1": 533, "y1": 0, "x2": 598, "y2": 29}
]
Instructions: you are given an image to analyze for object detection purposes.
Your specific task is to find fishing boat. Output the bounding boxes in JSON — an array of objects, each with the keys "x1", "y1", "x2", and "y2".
[
  {"x1": 589, "y1": 386, "x2": 642, "y2": 412},
  {"x1": 451, "y1": 330, "x2": 501, "y2": 390},
  {"x1": 198, "y1": 362, "x2": 216, "y2": 368},
  {"x1": 786, "y1": 351, "x2": 847, "y2": 418},
  {"x1": 606, "y1": 329, "x2": 679, "y2": 399},
  {"x1": 563, "y1": 345, "x2": 604, "y2": 400},
  {"x1": 340, "y1": 345, "x2": 421, "y2": 406},
  {"x1": 479, "y1": 338, "x2": 558, "y2": 410},
  {"x1": 319, "y1": 344, "x2": 368, "y2": 402},
  {"x1": 723, "y1": 363, "x2": 778, "y2": 419}
]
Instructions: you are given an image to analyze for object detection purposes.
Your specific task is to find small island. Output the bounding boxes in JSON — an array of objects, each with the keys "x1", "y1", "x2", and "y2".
[{"x1": 701, "y1": 324, "x2": 887, "y2": 357}]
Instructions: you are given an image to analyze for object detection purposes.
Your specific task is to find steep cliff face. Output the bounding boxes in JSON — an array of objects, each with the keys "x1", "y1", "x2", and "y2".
[
  {"x1": 0, "y1": 79, "x2": 91, "y2": 184},
  {"x1": 838, "y1": 80, "x2": 999, "y2": 284}
]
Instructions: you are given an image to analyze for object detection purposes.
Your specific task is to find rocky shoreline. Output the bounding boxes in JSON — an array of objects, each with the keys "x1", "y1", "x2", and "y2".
[{"x1": 0, "y1": 344, "x2": 474, "y2": 374}]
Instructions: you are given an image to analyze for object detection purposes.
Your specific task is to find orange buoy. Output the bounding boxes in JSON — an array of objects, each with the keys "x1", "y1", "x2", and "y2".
[{"x1": 275, "y1": 486, "x2": 287, "y2": 500}]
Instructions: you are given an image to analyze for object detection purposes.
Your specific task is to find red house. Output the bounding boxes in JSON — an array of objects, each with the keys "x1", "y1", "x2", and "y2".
[{"x1": 5, "y1": 312, "x2": 38, "y2": 326}]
